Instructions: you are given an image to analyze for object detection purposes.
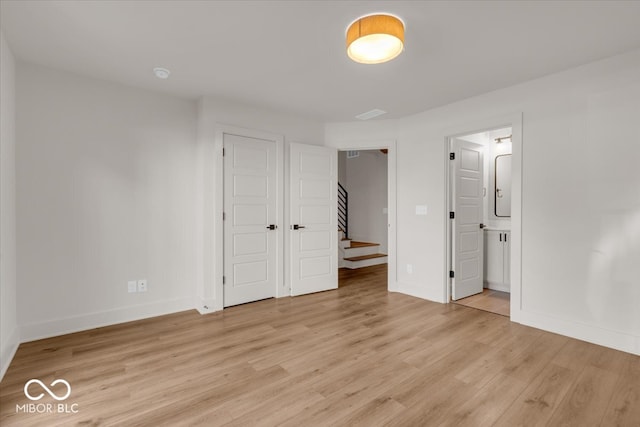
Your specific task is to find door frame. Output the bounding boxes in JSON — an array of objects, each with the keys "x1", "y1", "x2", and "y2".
[
  {"x1": 214, "y1": 125, "x2": 285, "y2": 311},
  {"x1": 325, "y1": 139, "x2": 397, "y2": 291},
  {"x1": 444, "y1": 113, "x2": 522, "y2": 322}
]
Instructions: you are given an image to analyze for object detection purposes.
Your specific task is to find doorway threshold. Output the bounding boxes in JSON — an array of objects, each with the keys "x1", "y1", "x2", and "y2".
[{"x1": 452, "y1": 289, "x2": 510, "y2": 317}]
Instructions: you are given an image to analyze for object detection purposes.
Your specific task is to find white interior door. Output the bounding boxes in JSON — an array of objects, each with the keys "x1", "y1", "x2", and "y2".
[
  {"x1": 224, "y1": 134, "x2": 277, "y2": 307},
  {"x1": 290, "y1": 143, "x2": 338, "y2": 296},
  {"x1": 452, "y1": 139, "x2": 484, "y2": 300}
]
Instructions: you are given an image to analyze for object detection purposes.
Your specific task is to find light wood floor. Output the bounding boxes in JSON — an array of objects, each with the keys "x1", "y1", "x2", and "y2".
[
  {"x1": 453, "y1": 288, "x2": 511, "y2": 317},
  {"x1": 1, "y1": 264, "x2": 638, "y2": 426}
]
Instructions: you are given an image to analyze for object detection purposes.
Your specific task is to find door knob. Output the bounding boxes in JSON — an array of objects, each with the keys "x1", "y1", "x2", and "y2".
[
  {"x1": 266, "y1": 224, "x2": 277, "y2": 230},
  {"x1": 292, "y1": 224, "x2": 306, "y2": 230},
  {"x1": 479, "y1": 224, "x2": 486, "y2": 229}
]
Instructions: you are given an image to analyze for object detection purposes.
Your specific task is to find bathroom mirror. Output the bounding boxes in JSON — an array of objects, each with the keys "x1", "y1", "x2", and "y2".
[{"x1": 495, "y1": 154, "x2": 512, "y2": 217}]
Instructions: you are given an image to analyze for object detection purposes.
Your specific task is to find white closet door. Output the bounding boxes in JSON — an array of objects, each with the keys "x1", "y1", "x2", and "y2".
[
  {"x1": 289, "y1": 143, "x2": 338, "y2": 296},
  {"x1": 223, "y1": 134, "x2": 277, "y2": 307}
]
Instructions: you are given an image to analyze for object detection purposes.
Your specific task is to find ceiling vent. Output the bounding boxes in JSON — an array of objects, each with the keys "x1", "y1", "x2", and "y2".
[{"x1": 355, "y1": 109, "x2": 387, "y2": 120}]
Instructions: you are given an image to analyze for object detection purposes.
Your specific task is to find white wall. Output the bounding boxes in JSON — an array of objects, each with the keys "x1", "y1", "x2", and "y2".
[
  {"x1": 338, "y1": 150, "x2": 347, "y2": 185},
  {"x1": 1, "y1": 31, "x2": 19, "y2": 379},
  {"x1": 10, "y1": 61, "x2": 324, "y2": 346},
  {"x1": 343, "y1": 150, "x2": 388, "y2": 252},
  {"x1": 16, "y1": 63, "x2": 198, "y2": 341},
  {"x1": 195, "y1": 96, "x2": 325, "y2": 312},
  {"x1": 326, "y1": 49, "x2": 640, "y2": 355}
]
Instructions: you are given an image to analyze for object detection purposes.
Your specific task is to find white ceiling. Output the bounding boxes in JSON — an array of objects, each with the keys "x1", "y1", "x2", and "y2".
[{"x1": 2, "y1": 1, "x2": 640, "y2": 122}]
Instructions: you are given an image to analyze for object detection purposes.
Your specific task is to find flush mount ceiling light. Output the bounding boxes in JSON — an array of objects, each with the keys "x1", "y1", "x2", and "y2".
[
  {"x1": 153, "y1": 67, "x2": 171, "y2": 79},
  {"x1": 346, "y1": 14, "x2": 405, "y2": 64}
]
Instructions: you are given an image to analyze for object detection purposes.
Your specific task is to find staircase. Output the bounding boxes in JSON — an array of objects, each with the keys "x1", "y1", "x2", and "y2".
[
  {"x1": 339, "y1": 236, "x2": 387, "y2": 269},
  {"x1": 337, "y1": 182, "x2": 387, "y2": 269}
]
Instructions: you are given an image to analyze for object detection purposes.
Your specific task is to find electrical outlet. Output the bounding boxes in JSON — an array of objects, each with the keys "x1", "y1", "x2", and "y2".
[
  {"x1": 407, "y1": 264, "x2": 413, "y2": 274},
  {"x1": 137, "y1": 279, "x2": 147, "y2": 292},
  {"x1": 128, "y1": 281, "x2": 137, "y2": 293}
]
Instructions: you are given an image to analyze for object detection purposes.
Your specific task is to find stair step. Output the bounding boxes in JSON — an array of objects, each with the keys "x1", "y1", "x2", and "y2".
[
  {"x1": 339, "y1": 238, "x2": 352, "y2": 249},
  {"x1": 343, "y1": 253, "x2": 387, "y2": 262},
  {"x1": 342, "y1": 242, "x2": 380, "y2": 257},
  {"x1": 348, "y1": 241, "x2": 379, "y2": 248},
  {"x1": 342, "y1": 253, "x2": 388, "y2": 269}
]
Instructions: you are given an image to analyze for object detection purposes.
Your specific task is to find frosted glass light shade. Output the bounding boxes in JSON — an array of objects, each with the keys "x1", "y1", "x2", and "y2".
[{"x1": 346, "y1": 14, "x2": 404, "y2": 64}]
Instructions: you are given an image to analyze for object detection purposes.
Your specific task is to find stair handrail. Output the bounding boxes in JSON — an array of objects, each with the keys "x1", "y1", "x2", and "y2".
[{"x1": 338, "y1": 182, "x2": 348, "y2": 239}]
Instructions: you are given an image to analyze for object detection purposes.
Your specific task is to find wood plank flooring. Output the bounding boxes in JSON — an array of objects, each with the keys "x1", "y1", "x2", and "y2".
[
  {"x1": 453, "y1": 288, "x2": 511, "y2": 317},
  {"x1": 1, "y1": 264, "x2": 638, "y2": 426}
]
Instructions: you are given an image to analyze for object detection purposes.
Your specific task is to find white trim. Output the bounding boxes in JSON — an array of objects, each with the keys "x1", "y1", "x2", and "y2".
[
  {"x1": 509, "y1": 116, "x2": 523, "y2": 323},
  {"x1": 0, "y1": 326, "x2": 20, "y2": 381},
  {"x1": 519, "y1": 310, "x2": 639, "y2": 356},
  {"x1": 324, "y1": 139, "x2": 398, "y2": 292},
  {"x1": 283, "y1": 142, "x2": 291, "y2": 295},
  {"x1": 214, "y1": 125, "x2": 285, "y2": 309},
  {"x1": 443, "y1": 113, "x2": 523, "y2": 322},
  {"x1": 19, "y1": 297, "x2": 193, "y2": 343},
  {"x1": 397, "y1": 280, "x2": 443, "y2": 302},
  {"x1": 485, "y1": 282, "x2": 511, "y2": 293},
  {"x1": 195, "y1": 298, "x2": 217, "y2": 315}
]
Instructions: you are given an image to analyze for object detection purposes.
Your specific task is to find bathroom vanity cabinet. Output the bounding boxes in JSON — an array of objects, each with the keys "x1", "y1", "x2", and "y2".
[{"x1": 484, "y1": 229, "x2": 510, "y2": 292}]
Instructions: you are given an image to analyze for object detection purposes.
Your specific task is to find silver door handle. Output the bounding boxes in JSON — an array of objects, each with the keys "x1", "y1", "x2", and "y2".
[{"x1": 496, "y1": 188, "x2": 503, "y2": 198}]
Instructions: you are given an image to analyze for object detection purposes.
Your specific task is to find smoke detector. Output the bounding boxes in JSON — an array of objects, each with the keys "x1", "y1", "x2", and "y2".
[{"x1": 153, "y1": 67, "x2": 171, "y2": 79}]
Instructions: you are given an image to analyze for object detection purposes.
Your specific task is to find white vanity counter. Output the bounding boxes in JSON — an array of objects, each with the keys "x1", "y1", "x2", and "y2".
[
  {"x1": 484, "y1": 226, "x2": 510, "y2": 231},
  {"x1": 484, "y1": 228, "x2": 510, "y2": 292}
]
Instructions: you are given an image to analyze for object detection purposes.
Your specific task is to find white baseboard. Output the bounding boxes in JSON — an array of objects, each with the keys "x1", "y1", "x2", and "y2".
[
  {"x1": 0, "y1": 326, "x2": 20, "y2": 381},
  {"x1": 195, "y1": 298, "x2": 219, "y2": 315},
  {"x1": 485, "y1": 281, "x2": 511, "y2": 293},
  {"x1": 519, "y1": 309, "x2": 639, "y2": 356},
  {"x1": 395, "y1": 281, "x2": 447, "y2": 303},
  {"x1": 20, "y1": 297, "x2": 194, "y2": 343}
]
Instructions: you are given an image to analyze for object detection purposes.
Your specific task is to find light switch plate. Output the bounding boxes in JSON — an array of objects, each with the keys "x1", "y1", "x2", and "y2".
[
  {"x1": 415, "y1": 205, "x2": 428, "y2": 215},
  {"x1": 137, "y1": 279, "x2": 147, "y2": 292},
  {"x1": 128, "y1": 281, "x2": 137, "y2": 293}
]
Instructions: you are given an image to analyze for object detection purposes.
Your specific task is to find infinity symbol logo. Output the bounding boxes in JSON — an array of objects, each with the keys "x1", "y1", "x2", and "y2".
[{"x1": 24, "y1": 379, "x2": 72, "y2": 401}]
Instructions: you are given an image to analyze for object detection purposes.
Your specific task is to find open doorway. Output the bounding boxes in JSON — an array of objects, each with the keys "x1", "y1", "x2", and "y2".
[
  {"x1": 448, "y1": 127, "x2": 513, "y2": 317},
  {"x1": 337, "y1": 149, "x2": 389, "y2": 288}
]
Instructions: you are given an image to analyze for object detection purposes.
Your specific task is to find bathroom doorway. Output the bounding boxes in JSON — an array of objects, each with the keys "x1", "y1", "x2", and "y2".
[{"x1": 447, "y1": 127, "x2": 513, "y2": 317}]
